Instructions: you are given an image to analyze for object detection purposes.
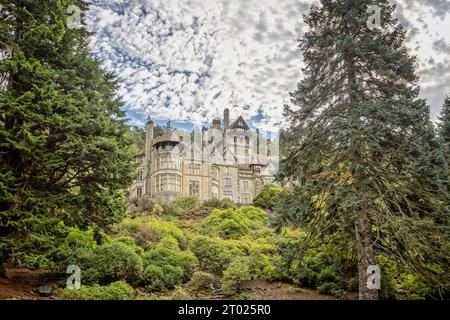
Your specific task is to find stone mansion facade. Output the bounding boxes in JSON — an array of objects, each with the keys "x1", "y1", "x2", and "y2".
[{"x1": 128, "y1": 108, "x2": 279, "y2": 204}]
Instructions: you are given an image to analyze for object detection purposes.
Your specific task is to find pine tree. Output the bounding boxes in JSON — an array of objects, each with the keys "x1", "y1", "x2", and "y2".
[
  {"x1": 0, "y1": 1, "x2": 135, "y2": 276},
  {"x1": 279, "y1": 0, "x2": 449, "y2": 299},
  {"x1": 438, "y1": 94, "x2": 450, "y2": 145}
]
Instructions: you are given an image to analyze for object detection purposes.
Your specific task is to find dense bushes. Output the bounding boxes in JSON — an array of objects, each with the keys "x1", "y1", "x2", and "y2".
[
  {"x1": 204, "y1": 206, "x2": 269, "y2": 239},
  {"x1": 172, "y1": 196, "x2": 201, "y2": 214},
  {"x1": 189, "y1": 235, "x2": 244, "y2": 274},
  {"x1": 253, "y1": 184, "x2": 283, "y2": 210},
  {"x1": 60, "y1": 281, "x2": 134, "y2": 300},
  {"x1": 376, "y1": 254, "x2": 443, "y2": 300},
  {"x1": 186, "y1": 271, "x2": 216, "y2": 291},
  {"x1": 140, "y1": 244, "x2": 198, "y2": 291},
  {"x1": 276, "y1": 232, "x2": 356, "y2": 298},
  {"x1": 221, "y1": 251, "x2": 280, "y2": 295},
  {"x1": 84, "y1": 241, "x2": 144, "y2": 285},
  {"x1": 56, "y1": 231, "x2": 144, "y2": 286},
  {"x1": 188, "y1": 232, "x2": 280, "y2": 296},
  {"x1": 198, "y1": 198, "x2": 236, "y2": 215},
  {"x1": 118, "y1": 217, "x2": 186, "y2": 249},
  {"x1": 222, "y1": 257, "x2": 253, "y2": 295},
  {"x1": 50, "y1": 193, "x2": 448, "y2": 300}
]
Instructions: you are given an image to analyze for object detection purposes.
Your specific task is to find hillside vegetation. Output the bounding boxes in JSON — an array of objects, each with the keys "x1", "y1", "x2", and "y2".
[{"x1": 1, "y1": 192, "x2": 434, "y2": 300}]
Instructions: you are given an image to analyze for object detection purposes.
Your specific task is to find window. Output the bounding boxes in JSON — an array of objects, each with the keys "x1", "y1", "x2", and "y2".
[
  {"x1": 156, "y1": 154, "x2": 180, "y2": 170},
  {"x1": 160, "y1": 175, "x2": 167, "y2": 191},
  {"x1": 161, "y1": 155, "x2": 171, "y2": 169},
  {"x1": 138, "y1": 170, "x2": 143, "y2": 181},
  {"x1": 241, "y1": 193, "x2": 251, "y2": 204},
  {"x1": 189, "y1": 181, "x2": 200, "y2": 196},
  {"x1": 242, "y1": 180, "x2": 249, "y2": 191},
  {"x1": 212, "y1": 167, "x2": 219, "y2": 180},
  {"x1": 188, "y1": 163, "x2": 200, "y2": 175},
  {"x1": 224, "y1": 177, "x2": 231, "y2": 187},
  {"x1": 137, "y1": 187, "x2": 142, "y2": 198},
  {"x1": 156, "y1": 174, "x2": 181, "y2": 192},
  {"x1": 223, "y1": 190, "x2": 233, "y2": 199}
]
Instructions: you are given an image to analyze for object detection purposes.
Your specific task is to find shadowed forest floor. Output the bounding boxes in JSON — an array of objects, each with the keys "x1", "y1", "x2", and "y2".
[{"x1": 0, "y1": 267, "x2": 357, "y2": 300}]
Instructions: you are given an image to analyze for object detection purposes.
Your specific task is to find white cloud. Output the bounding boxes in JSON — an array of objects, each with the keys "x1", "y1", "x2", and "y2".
[{"x1": 86, "y1": 0, "x2": 450, "y2": 131}]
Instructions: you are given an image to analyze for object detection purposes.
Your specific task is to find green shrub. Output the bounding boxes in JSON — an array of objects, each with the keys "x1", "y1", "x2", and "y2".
[
  {"x1": 171, "y1": 286, "x2": 191, "y2": 300},
  {"x1": 396, "y1": 273, "x2": 432, "y2": 300},
  {"x1": 141, "y1": 259, "x2": 187, "y2": 292},
  {"x1": 279, "y1": 233, "x2": 356, "y2": 296},
  {"x1": 189, "y1": 235, "x2": 244, "y2": 274},
  {"x1": 346, "y1": 277, "x2": 358, "y2": 292},
  {"x1": 143, "y1": 246, "x2": 197, "y2": 277},
  {"x1": 140, "y1": 246, "x2": 197, "y2": 291},
  {"x1": 60, "y1": 281, "x2": 134, "y2": 300},
  {"x1": 112, "y1": 236, "x2": 144, "y2": 255},
  {"x1": 238, "y1": 206, "x2": 269, "y2": 225},
  {"x1": 317, "y1": 266, "x2": 341, "y2": 286},
  {"x1": 288, "y1": 256, "x2": 321, "y2": 288},
  {"x1": 247, "y1": 251, "x2": 281, "y2": 280},
  {"x1": 50, "y1": 227, "x2": 100, "y2": 272},
  {"x1": 186, "y1": 271, "x2": 215, "y2": 291},
  {"x1": 317, "y1": 282, "x2": 343, "y2": 298},
  {"x1": 141, "y1": 264, "x2": 166, "y2": 291},
  {"x1": 376, "y1": 255, "x2": 398, "y2": 300},
  {"x1": 161, "y1": 201, "x2": 182, "y2": 216},
  {"x1": 222, "y1": 257, "x2": 253, "y2": 296},
  {"x1": 203, "y1": 206, "x2": 268, "y2": 239},
  {"x1": 173, "y1": 196, "x2": 201, "y2": 214},
  {"x1": 151, "y1": 203, "x2": 164, "y2": 216},
  {"x1": 157, "y1": 235, "x2": 180, "y2": 251},
  {"x1": 82, "y1": 242, "x2": 143, "y2": 285},
  {"x1": 11, "y1": 253, "x2": 54, "y2": 270},
  {"x1": 253, "y1": 184, "x2": 283, "y2": 210},
  {"x1": 118, "y1": 217, "x2": 186, "y2": 249},
  {"x1": 199, "y1": 198, "x2": 236, "y2": 215},
  {"x1": 64, "y1": 227, "x2": 97, "y2": 250}
]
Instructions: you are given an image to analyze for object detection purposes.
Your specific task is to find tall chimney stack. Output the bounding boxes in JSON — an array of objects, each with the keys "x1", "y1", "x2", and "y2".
[
  {"x1": 256, "y1": 128, "x2": 260, "y2": 155},
  {"x1": 223, "y1": 108, "x2": 230, "y2": 129}
]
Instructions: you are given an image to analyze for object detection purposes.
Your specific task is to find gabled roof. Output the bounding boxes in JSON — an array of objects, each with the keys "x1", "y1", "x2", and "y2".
[
  {"x1": 229, "y1": 116, "x2": 249, "y2": 130},
  {"x1": 251, "y1": 154, "x2": 268, "y2": 165}
]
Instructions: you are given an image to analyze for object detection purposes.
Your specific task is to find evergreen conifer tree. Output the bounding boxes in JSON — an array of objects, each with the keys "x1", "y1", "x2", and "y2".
[
  {"x1": 0, "y1": 1, "x2": 135, "y2": 276},
  {"x1": 438, "y1": 94, "x2": 450, "y2": 145},
  {"x1": 279, "y1": 0, "x2": 449, "y2": 299}
]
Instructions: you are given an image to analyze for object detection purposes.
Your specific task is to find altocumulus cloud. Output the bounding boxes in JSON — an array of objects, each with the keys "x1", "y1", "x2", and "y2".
[{"x1": 85, "y1": 0, "x2": 450, "y2": 130}]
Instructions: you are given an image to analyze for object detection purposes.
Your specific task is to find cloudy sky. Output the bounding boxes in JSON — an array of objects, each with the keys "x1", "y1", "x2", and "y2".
[{"x1": 85, "y1": 0, "x2": 450, "y2": 132}]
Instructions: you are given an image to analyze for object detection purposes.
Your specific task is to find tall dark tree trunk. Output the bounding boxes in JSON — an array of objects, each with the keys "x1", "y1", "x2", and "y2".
[
  {"x1": 355, "y1": 214, "x2": 379, "y2": 300},
  {"x1": 0, "y1": 255, "x2": 6, "y2": 278}
]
